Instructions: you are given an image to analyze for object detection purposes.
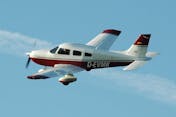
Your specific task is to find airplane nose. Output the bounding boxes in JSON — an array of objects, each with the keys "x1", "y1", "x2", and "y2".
[
  {"x1": 27, "y1": 51, "x2": 38, "y2": 58},
  {"x1": 25, "y1": 51, "x2": 39, "y2": 68},
  {"x1": 27, "y1": 50, "x2": 49, "y2": 58},
  {"x1": 25, "y1": 51, "x2": 34, "y2": 58},
  {"x1": 25, "y1": 51, "x2": 38, "y2": 59},
  {"x1": 26, "y1": 52, "x2": 31, "y2": 57}
]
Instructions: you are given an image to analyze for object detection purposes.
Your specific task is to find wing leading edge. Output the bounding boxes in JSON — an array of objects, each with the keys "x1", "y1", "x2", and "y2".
[
  {"x1": 27, "y1": 64, "x2": 84, "y2": 79},
  {"x1": 86, "y1": 29, "x2": 121, "y2": 50}
]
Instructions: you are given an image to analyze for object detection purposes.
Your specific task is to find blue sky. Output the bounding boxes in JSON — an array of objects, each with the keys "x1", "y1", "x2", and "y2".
[{"x1": 0, "y1": 0, "x2": 176, "y2": 117}]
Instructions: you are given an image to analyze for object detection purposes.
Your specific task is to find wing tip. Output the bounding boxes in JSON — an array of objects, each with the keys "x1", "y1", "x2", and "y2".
[
  {"x1": 27, "y1": 75, "x2": 49, "y2": 79},
  {"x1": 102, "y1": 29, "x2": 121, "y2": 36}
]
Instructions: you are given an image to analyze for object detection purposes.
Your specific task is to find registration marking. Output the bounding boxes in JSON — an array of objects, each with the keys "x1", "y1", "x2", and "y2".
[{"x1": 87, "y1": 61, "x2": 110, "y2": 68}]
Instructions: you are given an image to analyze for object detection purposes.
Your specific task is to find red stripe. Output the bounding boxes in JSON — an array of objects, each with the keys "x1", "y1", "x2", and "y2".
[
  {"x1": 102, "y1": 29, "x2": 121, "y2": 36},
  {"x1": 31, "y1": 58, "x2": 133, "y2": 71},
  {"x1": 31, "y1": 58, "x2": 87, "y2": 69}
]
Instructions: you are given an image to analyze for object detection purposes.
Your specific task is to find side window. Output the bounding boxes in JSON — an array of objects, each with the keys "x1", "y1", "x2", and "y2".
[
  {"x1": 85, "y1": 52, "x2": 92, "y2": 57},
  {"x1": 73, "y1": 50, "x2": 82, "y2": 56},
  {"x1": 58, "y1": 48, "x2": 70, "y2": 55},
  {"x1": 50, "y1": 47, "x2": 58, "y2": 54}
]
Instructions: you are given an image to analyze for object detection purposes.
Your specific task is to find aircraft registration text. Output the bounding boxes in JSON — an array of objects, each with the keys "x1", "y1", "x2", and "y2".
[{"x1": 87, "y1": 61, "x2": 110, "y2": 68}]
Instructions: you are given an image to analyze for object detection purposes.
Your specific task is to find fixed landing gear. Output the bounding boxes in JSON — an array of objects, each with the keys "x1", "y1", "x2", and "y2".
[
  {"x1": 63, "y1": 82, "x2": 69, "y2": 85},
  {"x1": 58, "y1": 74, "x2": 77, "y2": 86}
]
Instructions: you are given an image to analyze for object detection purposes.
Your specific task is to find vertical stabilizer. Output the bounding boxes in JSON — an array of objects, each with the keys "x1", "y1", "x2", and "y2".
[{"x1": 127, "y1": 34, "x2": 151, "y2": 57}]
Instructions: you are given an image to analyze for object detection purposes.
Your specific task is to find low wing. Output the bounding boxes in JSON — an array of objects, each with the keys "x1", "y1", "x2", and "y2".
[
  {"x1": 27, "y1": 64, "x2": 84, "y2": 79},
  {"x1": 86, "y1": 29, "x2": 121, "y2": 50}
]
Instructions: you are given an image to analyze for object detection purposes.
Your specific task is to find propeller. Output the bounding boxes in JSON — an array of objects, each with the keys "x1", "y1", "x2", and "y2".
[
  {"x1": 25, "y1": 57, "x2": 31, "y2": 68},
  {"x1": 25, "y1": 52, "x2": 31, "y2": 68},
  {"x1": 25, "y1": 40, "x2": 37, "y2": 68}
]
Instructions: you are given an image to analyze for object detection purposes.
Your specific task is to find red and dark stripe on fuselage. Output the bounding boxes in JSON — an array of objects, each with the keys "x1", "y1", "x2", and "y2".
[{"x1": 31, "y1": 58, "x2": 133, "y2": 71}]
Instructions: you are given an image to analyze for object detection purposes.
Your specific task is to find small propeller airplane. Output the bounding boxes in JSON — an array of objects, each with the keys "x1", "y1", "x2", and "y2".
[{"x1": 26, "y1": 29, "x2": 158, "y2": 85}]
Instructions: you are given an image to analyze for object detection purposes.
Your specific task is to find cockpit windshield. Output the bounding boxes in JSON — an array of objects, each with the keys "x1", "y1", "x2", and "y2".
[
  {"x1": 50, "y1": 46, "x2": 58, "y2": 54},
  {"x1": 58, "y1": 48, "x2": 70, "y2": 55}
]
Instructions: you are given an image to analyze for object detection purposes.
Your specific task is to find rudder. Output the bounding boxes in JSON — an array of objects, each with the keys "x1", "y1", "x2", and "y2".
[{"x1": 126, "y1": 34, "x2": 151, "y2": 57}]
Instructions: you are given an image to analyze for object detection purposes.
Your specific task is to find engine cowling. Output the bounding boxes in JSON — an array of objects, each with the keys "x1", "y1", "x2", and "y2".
[{"x1": 58, "y1": 74, "x2": 77, "y2": 85}]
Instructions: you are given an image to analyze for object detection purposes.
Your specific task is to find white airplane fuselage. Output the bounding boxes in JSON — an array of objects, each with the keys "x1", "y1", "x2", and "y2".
[
  {"x1": 29, "y1": 43, "x2": 134, "y2": 71},
  {"x1": 26, "y1": 29, "x2": 157, "y2": 85}
]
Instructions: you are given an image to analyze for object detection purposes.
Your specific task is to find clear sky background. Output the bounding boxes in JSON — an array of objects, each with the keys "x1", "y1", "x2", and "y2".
[{"x1": 0, "y1": 0, "x2": 176, "y2": 117}]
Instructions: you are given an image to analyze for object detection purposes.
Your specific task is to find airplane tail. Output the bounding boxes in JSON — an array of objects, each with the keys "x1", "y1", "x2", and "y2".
[
  {"x1": 123, "y1": 34, "x2": 158, "y2": 70},
  {"x1": 126, "y1": 34, "x2": 151, "y2": 57}
]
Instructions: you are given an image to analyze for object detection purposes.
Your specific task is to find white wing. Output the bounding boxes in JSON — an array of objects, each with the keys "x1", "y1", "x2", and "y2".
[
  {"x1": 86, "y1": 29, "x2": 121, "y2": 50},
  {"x1": 27, "y1": 64, "x2": 84, "y2": 79}
]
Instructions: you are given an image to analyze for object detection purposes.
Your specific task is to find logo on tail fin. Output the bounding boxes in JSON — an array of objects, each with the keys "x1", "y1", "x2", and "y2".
[
  {"x1": 136, "y1": 41, "x2": 143, "y2": 45},
  {"x1": 134, "y1": 34, "x2": 151, "y2": 45},
  {"x1": 143, "y1": 35, "x2": 150, "y2": 39}
]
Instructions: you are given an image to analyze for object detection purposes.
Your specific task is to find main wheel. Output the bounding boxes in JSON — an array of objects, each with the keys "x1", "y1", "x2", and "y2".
[{"x1": 63, "y1": 82, "x2": 69, "y2": 85}]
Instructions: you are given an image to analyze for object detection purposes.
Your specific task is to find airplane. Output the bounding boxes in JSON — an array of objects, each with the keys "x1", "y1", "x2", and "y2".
[{"x1": 26, "y1": 29, "x2": 158, "y2": 85}]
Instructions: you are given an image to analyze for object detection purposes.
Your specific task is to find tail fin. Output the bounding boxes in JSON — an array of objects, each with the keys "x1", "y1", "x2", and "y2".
[
  {"x1": 126, "y1": 34, "x2": 151, "y2": 57},
  {"x1": 123, "y1": 34, "x2": 159, "y2": 71}
]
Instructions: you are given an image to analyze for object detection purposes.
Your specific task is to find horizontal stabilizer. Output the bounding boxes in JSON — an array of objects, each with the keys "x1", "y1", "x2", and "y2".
[
  {"x1": 123, "y1": 61, "x2": 147, "y2": 71},
  {"x1": 146, "y1": 52, "x2": 159, "y2": 57}
]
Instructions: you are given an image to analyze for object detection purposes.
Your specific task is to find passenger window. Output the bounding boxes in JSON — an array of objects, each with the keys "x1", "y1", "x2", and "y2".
[
  {"x1": 50, "y1": 47, "x2": 58, "y2": 54},
  {"x1": 73, "y1": 50, "x2": 82, "y2": 56},
  {"x1": 85, "y1": 52, "x2": 92, "y2": 57},
  {"x1": 58, "y1": 48, "x2": 70, "y2": 55}
]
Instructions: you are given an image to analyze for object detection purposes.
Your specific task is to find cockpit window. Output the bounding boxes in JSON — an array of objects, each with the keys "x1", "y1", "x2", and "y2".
[
  {"x1": 50, "y1": 47, "x2": 58, "y2": 54},
  {"x1": 58, "y1": 48, "x2": 70, "y2": 55},
  {"x1": 73, "y1": 50, "x2": 82, "y2": 56},
  {"x1": 85, "y1": 52, "x2": 92, "y2": 57}
]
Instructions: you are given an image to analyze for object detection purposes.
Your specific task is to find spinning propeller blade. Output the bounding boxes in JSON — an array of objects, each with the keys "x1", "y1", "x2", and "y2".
[{"x1": 26, "y1": 57, "x2": 31, "y2": 68}]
